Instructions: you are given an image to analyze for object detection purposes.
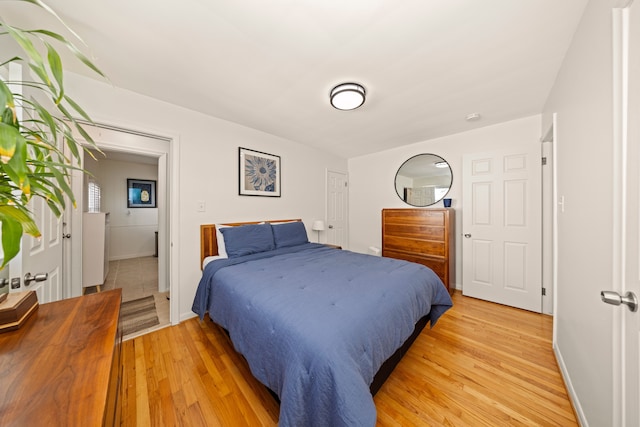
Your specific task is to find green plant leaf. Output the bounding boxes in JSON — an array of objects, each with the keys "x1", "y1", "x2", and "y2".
[
  {"x1": 63, "y1": 95, "x2": 92, "y2": 123},
  {"x1": 0, "y1": 122, "x2": 20, "y2": 162},
  {"x1": 0, "y1": 80, "x2": 17, "y2": 126},
  {"x1": 0, "y1": 203, "x2": 42, "y2": 267},
  {"x1": 18, "y1": 0, "x2": 88, "y2": 47},
  {"x1": 27, "y1": 63, "x2": 53, "y2": 92},
  {"x1": 29, "y1": 29, "x2": 105, "y2": 78},
  {"x1": 31, "y1": 102, "x2": 57, "y2": 141},
  {"x1": 3, "y1": 25, "x2": 47, "y2": 82},
  {"x1": 0, "y1": 0, "x2": 108, "y2": 266},
  {"x1": 0, "y1": 205, "x2": 41, "y2": 266},
  {"x1": 45, "y1": 42, "x2": 64, "y2": 103},
  {"x1": 0, "y1": 215, "x2": 23, "y2": 268},
  {"x1": 0, "y1": 56, "x2": 23, "y2": 69},
  {"x1": 7, "y1": 136, "x2": 30, "y2": 195}
]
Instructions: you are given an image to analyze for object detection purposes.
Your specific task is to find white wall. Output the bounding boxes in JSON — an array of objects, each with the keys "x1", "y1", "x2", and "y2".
[
  {"x1": 542, "y1": 0, "x2": 615, "y2": 425},
  {"x1": 65, "y1": 73, "x2": 347, "y2": 321},
  {"x1": 85, "y1": 156, "x2": 159, "y2": 260},
  {"x1": 348, "y1": 115, "x2": 542, "y2": 290}
]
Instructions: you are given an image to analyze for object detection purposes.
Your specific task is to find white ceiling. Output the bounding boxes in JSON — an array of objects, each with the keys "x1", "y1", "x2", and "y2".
[{"x1": 4, "y1": 0, "x2": 588, "y2": 158}]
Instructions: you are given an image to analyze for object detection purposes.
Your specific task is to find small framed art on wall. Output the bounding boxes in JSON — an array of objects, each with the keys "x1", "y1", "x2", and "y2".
[
  {"x1": 127, "y1": 179, "x2": 157, "y2": 208},
  {"x1": 239, "y1": 147, "x2": 281, "y2": 197}
]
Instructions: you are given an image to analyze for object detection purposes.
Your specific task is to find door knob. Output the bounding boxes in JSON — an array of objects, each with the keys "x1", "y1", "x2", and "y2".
[
  {"x1": 24, "y1": 272, "x2": 48, "y2": 286},
  {"x1": 464, "y1": 233, "x2": 472, "y2": 238},
  {"x1": 63, "y1": 234, "x2": 71, "y2": 238},
  {"x1": 601, "y1": 290, "x2": 638, "y2": 312},
  {"x1": 328, "y1": 225, "x2": 334, "y2": 229}
]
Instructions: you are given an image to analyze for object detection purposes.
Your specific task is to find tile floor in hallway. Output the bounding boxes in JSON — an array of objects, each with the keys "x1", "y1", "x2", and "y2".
[{"x1": 101, "y1": 256, "x2": 170, "y2": 339}]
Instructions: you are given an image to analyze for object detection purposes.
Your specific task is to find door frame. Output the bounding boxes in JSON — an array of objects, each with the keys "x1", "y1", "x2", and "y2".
[
  {"x1": 73, "y1": 121, "x2": 181, "y2": 325},
  {"x1": 612, "y1": 3, "x2": 638, "y2": 425},
  {"x1": 541, "y1": 122, "x2": 556, "y2": 316}
]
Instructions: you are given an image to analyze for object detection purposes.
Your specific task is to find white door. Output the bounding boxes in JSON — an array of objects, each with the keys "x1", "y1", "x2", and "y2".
[
  {"x1": 2, "y1": 61, "x2": 66, "y2": 303},
  {"x1": 462, "y1": 148, "x2": 542, "y2": 312},
  {"x1": 21, "y1": 196, "x2": 63, "y2": 303},
  {"x1": 326, "y1": 170, "x2": 348, "y2": 247}
]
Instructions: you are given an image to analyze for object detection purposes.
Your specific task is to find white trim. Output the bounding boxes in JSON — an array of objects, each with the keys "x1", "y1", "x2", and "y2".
[
  {"x1": 541, "y1": 138, "x2": 553, "y2": 315},
  {"x1": 554, "y1": 344, "x2": 588, "y2": 425},
  {"x1": 612, "y1": 6, "x2": 629, "y2": 425},
  {"x1": 551, "y1": 113, "x2": 559, "y2": 343}
]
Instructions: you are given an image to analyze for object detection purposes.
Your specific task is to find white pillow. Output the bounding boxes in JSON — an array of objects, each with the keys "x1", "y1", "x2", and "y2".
[{"x1": 215, "y1": 224, "x2": 232, "y2": 258}]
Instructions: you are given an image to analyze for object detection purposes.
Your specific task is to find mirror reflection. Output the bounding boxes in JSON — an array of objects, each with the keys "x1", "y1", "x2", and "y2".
[{"x1": 394, "y1": 153, "x2": 453, "y2": 207}]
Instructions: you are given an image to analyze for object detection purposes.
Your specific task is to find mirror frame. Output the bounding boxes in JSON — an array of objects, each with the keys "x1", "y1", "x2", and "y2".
[{"x1": 394, "y1": 153, "x2": 453, "y2": 207}]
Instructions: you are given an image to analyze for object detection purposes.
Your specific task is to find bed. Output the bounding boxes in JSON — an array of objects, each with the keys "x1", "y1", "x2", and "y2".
[{"x1": 192, "y1": 220, "x2": 453, "y2": 427}]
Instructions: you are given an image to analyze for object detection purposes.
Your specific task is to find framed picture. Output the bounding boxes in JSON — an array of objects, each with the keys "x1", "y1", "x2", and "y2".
[
  {"x1": 239, "y1": 147, "x2": 281, "y2": 197},
  {"x1": 127, "y1": 179, "x2": 157, "y2": 208}
]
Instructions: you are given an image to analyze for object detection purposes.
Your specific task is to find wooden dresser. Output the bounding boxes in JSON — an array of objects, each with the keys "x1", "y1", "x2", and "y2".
[
  {"x1": 382, "y1": 208, "x2": 455, "y2": 294},
  {"x1": 0, "y1": 289, "x2": 123, "y2": 426}
]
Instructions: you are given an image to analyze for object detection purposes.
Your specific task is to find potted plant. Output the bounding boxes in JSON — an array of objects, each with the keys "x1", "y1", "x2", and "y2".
[{"x1": 0, "y1": 0, "x2": 104, "y2": 267}]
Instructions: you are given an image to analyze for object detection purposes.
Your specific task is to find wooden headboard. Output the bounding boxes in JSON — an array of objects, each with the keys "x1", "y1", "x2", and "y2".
[{"x1": 200, "y1": 219, "x2": 302, "y2": 269}]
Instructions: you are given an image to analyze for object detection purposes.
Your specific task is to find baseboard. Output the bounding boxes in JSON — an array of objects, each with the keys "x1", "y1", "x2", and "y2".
[
  {"x1": 180, "y1": 311, "x2": 198, "y2": 323},
  {"x1": 554, "y1": 343, "x2": 587, "y2": 426}
]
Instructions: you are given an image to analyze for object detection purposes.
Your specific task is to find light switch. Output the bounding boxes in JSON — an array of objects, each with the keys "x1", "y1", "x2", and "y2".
[{"x1": 197, "y1": 200, "x2": 206, "y2": 212}]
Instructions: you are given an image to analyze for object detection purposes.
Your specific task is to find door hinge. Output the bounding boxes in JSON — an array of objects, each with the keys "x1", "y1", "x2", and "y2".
[
  {"x1": 542, "y1": 157, "x2": 547, "y2": 166},
  {"x1": 542, "y1": 287, "x2": 546, "y2": 296}
]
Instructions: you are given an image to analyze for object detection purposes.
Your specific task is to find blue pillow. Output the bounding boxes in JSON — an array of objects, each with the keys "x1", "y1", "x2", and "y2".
[
  {"x1": 271, "y1": 221, "x2": 309, "y2": 248},
  {"x1": 219, "y1": 223, "x2": 275, "y2": 257}
]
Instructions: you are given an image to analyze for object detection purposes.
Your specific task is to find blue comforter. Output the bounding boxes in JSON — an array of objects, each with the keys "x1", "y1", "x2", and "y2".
[{"x1": 192, "y1": 243, "x2": 452, "y2": 426}]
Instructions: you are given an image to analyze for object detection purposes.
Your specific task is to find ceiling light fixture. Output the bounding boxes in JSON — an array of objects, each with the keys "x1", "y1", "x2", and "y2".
[{"x1": 330, "y1": 83, "x2": 366, "y2": 110}]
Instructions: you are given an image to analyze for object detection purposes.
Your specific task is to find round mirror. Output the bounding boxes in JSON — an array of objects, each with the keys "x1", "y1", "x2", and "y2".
[{"x1": 394, "y1": 154, "x2": 453, "y2": 207}]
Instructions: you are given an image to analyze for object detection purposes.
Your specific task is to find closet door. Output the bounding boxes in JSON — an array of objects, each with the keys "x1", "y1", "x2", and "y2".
[{"x1": 462, "y1": 149, "x2": 542, "y2": 312}]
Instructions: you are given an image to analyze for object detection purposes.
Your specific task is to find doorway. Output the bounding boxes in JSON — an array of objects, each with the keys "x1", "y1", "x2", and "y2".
[
  {"x1": 72, "y1": 122, "x2": 178, "y2": 329},
  {"x1": 326, "y1": 170, "x2": 349, "y2": 248},
  {"x1": 82, "y1": 148, "x2": 169, "y2": 337}
]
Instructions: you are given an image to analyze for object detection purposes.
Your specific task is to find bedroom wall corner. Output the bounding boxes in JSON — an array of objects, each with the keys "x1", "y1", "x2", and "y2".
[{"x1": 347, "y1": 115, "x2": 542, "y2": 292}]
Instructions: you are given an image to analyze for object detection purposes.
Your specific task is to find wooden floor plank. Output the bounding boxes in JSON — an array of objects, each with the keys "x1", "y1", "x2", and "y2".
[{"x1": 120, "y1": 291, "x2": 577, "y2": 426}]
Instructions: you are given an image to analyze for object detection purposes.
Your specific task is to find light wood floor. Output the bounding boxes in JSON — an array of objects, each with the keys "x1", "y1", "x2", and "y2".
[{"x1": 120, "y1": 291, "x2": 577, "y2": 426}]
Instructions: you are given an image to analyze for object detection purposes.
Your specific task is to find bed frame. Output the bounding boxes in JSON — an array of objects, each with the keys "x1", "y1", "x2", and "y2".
[{"x1": 199, "y1": 220, "x2": 430, "y2": 396}]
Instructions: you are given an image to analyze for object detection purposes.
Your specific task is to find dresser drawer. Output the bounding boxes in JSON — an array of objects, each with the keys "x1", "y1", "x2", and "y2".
[
  {"x1": 383, "y1": 223, "x2": 445, "y2": 241},
  {"x1": 382, "y1": 209, "x2": 446, "y2": 226},
  {"x1": 383, "y1": 250, "x2": 447, "y2": 283},
  {"x1": 383, "y1": 236, "x2": 445, "y2": 257}
]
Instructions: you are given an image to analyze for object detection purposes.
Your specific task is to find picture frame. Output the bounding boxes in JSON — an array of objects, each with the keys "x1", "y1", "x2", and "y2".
[
  {"x1": 127, "y1": 178, "x2": 157, "y2": 208},
  {"x1": 239, "y1": 147, "x2": 281, "y2": 197}
]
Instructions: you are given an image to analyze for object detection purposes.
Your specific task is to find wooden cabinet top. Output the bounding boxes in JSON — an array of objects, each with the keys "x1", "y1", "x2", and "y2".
[{"x1": 0, "y1": 289, "x2": 121, "y2": 426}]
